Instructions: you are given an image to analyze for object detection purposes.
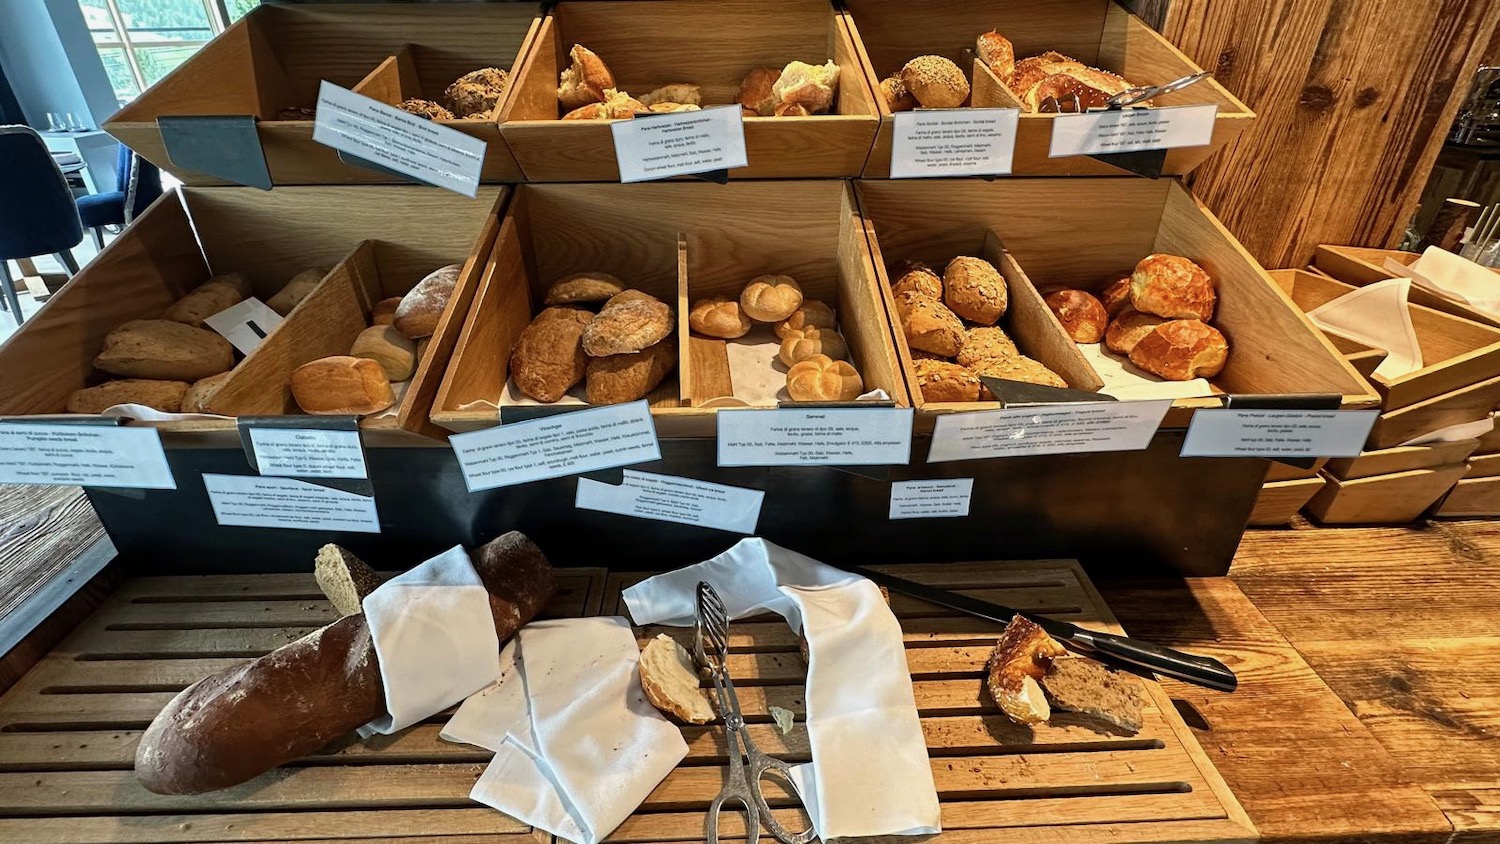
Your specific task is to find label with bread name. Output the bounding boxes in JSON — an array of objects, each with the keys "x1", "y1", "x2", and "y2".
[
  {"x1": 203, "y1": 473, "x2": 380, "y2": 532},
  {"x1": 717, "y1": 407, "x2": 914, "y2": 467},
  {"x1": 313, "y1": 80, "x2": 485, "y2": 197},
  {"x1": 889, "y1": 478, "x2": 974, "y2": 519},
  {"x1": 611, "y1": 105, "x2": 748, "y2": 183},
  {"x1": 0, "y1": 422, "x2": 175, "y2": 489},
  {"x1": 1049, "y1": 104, "x2": 1218, "y2": 158},
  {"x1": 204, "y1": 297, "x2": 283, "y2": 355},
  {"x1": 927, "y1": 400, "x2": 1173, "y2": 463},
  {"x1": 576, "y1": 469, "x2": 763, "y2": 535},
  {"x1": 1180, "y1": 409, "x2": 1378, "y2": 458},
  {"x1": 890, "y1": 108, "x2": 1020, "y2": 179},
  {"x1": 248, "y1": 428, "x2": 368, "y2": 480},
  {"x1": 450, "y1": 401, "x2": 662, "y2": 491}
]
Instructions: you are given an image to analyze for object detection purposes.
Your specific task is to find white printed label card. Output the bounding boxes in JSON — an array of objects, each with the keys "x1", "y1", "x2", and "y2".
[
  {"x1": 248, "y1": 427, "x2": 368, "y2": 480},
  {"x1": 450, "y1": 401, "x2": 662, "y2": 492},
  {"x1": 927, "y1": 400, "x2": 1172, "y2": 463},
  {"x1": 576, "y1": 470, "x2": 764, "y2": 534},
  {"x1": 889, "y1": 478, "x2": 974, "y2": 520},
  {"x1": 203, "y1": 298, "x2": 283, "y2": 356},
  {"x1": 1181, "y1": 409, "x2": 1379, "y2": 458},
  {"x1": 313, "y1": 80, "x2": 485, "y2": 197},
  {"x1": 717, "y1": 407, "x2": 915, "y2": 467},
  {"x1": 0, "y1": 423, "x2": 175, "y2": 489},
  {"x1": 611, "y1": 105, "x2": 748, "y2": 183},
  {"x1": 1049, "y1": 104, "x2": 1218, "y2": 158},
  {"x1": 203, "y1": 474, "x2": 380, "y2": 533},
  {"x1": 890, "y1": 108, "x2": 1020, "y2": 179}
]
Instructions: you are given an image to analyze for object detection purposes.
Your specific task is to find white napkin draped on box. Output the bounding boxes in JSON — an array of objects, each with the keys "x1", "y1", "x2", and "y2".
[
  {"x1": 1308, "y1": 277, "x2": 1423, "y2": 380},
  {"x1": 1390, "y1": 246, "x2": 1500, "y2": 320}
]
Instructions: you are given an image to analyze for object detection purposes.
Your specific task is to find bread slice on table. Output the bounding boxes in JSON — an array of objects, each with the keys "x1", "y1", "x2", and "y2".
[
  {"x1": 986, "y1": 616, "x2": 1067, "y2": 725},
  {"x1": 314, "y1": 544, "x2": 383, "y2": 617},
  {"x1": 1041, "y1": 656, "x2": 1145, "y2": 734},
  {"x1": 639, "y1": 634, "x2": 715, "y2": 724}
]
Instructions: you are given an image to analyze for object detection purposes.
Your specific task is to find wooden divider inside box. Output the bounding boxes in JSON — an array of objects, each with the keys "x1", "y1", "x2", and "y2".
[
  {"x1": 856, "y1": 179, "x2": 1374, "y2": 427},
  {"x1": 846, "y1": 0, "x2": 1254, "y2": 178},
  {"x1": 1313, "y1": 245, "x2": 1500, "y2": 329},
  {"x1": 498, "y1": 0, "x2": 880, "y2": 181},
  {"x1": 105, "y1": 3, "x2": 537, "y2": 185},
  {"x1": 1306, "y1": 464, "x2": 1470, "y2": 525},
  {"x1": 1325, "y1": 439, "x2": 1482, "y2": 481},
  {"x1": 1250, "y1": 476, "x2": 1326, "y2": 526}
]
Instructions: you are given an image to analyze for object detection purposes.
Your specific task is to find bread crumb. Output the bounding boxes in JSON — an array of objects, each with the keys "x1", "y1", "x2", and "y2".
[{"x1": 770, "y1": 706, "x2": 796, "y2": 735}]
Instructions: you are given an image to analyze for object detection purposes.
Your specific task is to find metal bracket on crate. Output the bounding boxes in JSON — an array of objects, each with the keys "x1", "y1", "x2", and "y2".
[
  {"x1": 981, "y1": 377, "x2": 1115, "y2": 408},
  {"x1": 499, "y1": 403, "x2": 606, "y2": 425},
  {"x1": 1220, "y1": 393, "x2": 1344, "y2": 470},
  {"x1": 335, "y1": 150, "x2": 422, "y2": 184},
  {"x1": 234, "y1": 414, "x2": 375, "y2": 496},
  {"x1": 158, "y1": 115, "x2": 273, "y2": 189}
]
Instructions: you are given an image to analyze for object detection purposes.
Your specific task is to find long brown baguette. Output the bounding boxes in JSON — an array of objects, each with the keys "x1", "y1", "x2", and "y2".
[{"x1": 134, "y1": 532, "x2": 556, "y2": 795}]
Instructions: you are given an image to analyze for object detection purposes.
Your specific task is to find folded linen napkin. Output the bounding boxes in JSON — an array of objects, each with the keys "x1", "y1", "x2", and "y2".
[
  {"x1": 1308, "y1": 278, "x2": 1423, "y2": 380},
  {"x1": 1394, "y1": 247, "x2": 1500, "y2": 320}
]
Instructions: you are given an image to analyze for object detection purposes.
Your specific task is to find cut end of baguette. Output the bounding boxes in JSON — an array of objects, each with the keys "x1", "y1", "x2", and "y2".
[
  {"x1": 314, "y1": 544, "x2": 382, "y2": 617},
  {"x1": 639, "y1": 634, "x2": 715, "y2": 725}
]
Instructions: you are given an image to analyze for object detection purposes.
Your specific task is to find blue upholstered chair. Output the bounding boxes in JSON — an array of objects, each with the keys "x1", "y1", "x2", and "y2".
[
  {"x1": 76, "y1": 141, "x2": 163, "y2": 249},
  {"x1": 0, "y1": 125, "x2": 83, "y2": 325}
]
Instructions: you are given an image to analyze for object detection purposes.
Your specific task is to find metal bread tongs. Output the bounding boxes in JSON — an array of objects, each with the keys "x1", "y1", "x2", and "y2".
[
  {"x1": 1040, "y1": 70, "x2": 1213, "y2": 113},
  {"x1": 694, "y1": 582, "x2": 816, "y2": 844}
]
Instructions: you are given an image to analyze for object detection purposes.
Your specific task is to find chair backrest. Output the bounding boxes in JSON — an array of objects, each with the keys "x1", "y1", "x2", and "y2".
[
  {"x1": 0, "y1": 125, "x2": 83, "y2": 260},
  {"x1": 126, "y1": 151, "x2": 163, "y2": 222},
  {"x1": 114, "y1": 140, "x2": 132, "y2": 192}
]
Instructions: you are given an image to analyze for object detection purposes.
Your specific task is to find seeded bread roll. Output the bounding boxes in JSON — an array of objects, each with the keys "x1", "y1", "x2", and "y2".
[
  {"x1": 1127, "y1": 319, "x2": 1229, "y2": 381},
  {"x1": 181, "y1": 371, "x2": 233, "y2": 413},
  {"x1": 558, "y1": 44, "x2": 616, "y2": 110},
  {"x1": 893, "y1": 291, "x2": 964, "y2": 357},
  {"x1": 394, "y1": 264, "x2": 463, "y2": 340},
  {"x1": 912, "y1": 358, "x2": 980, "y2": 403},
  {"x1": 161, "y1": 277, "x2": 246, "y2": 327},
  {"x1": 314, "y1": 544, "x2": 383, "y2": 618},
  {"x1": 350, "y1": 325, "x2": 417, "y2": 382},
  {"x1": 956, "y1": 326, "x2": 1018, "y2": 367},
  {"x1": 397, "y1": 99, "x2": 453, "y2": 120},
  {"x1": 971, "y1": 355, "x2": 1067, "y2": 393},
  {"x1": 944, "y1": 257, "x2": 1008, "y2": 326},
  {"x1": 638, "y1": 634, "x2": 715, "y2": 725},
  {"x1": 445, "y1": 67, "x2": 509, "y2": 118},
  {"x1": 290, "y1": 356, "x2": 395, "y2": 415},
  {"x1": 1044, "y1": 289, "x2": 1108, "y2": 343},
  {"x1": 689, "y1": 296, "x2": 754, "y2": 339},
  {"x1": 879, "y1": 74, "x2": 916, "y2": 112},
  {"x1": 94, "y1": 319, "x2": 235, "y2": 382},
  {"x1": 267, "y1": 269, "x2": 327, "y2": 317},
  {"x1": 66, "y1": 379, "x2": 190, "y2": 414},
  {"x1": 900, "y1": 55, "x2": 969, "y2": 109},
  {"x1": 891, "y1": 262, "x2": 944, "y2": 300}
]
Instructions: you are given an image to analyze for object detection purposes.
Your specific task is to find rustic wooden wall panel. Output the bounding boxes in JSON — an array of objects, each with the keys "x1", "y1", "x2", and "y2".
[{"x1": 1122, "y1": 0, "x2": 1500, "y2": 270}]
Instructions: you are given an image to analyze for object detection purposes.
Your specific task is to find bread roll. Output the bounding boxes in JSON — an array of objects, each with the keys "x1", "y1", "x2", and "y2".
[
  {"x1": 944, "y1": 257, "x2": 1007, "y2": 325},
  {"x1": 893, "y1": 290, "x2": 964, "y2": 357},
  {"x1": 394, "y1": 264, "x2": 463, "y2": 340},
  {"x1": 135, "y1": 532, "x2": 556, "y2": 795},
  {"x1": 1127, "y1": 319, "x2": 1228, "y2": 381},
  {"x1": 970, "y1": 355, "x2": 1067, "y2": 392},
  {"x1": 95, "y1": 319, "x2": 235, "y2": 382},
  {"x1": 639, "y1": 83, "x2": 701, "y2": 107},
  {"x1": 583, "y1": 292, "x2": 674, "y2": 357},
  {"x1": 267, "y1": 269, "x2": 327, "y2": 317},
  {"x1": 912, "y1": 358, "x2": 980, "y2": 403},
  {"x1": 689, "y1": 296, "x2": 753, "y2": 339},
  {"x1": 987, "y1": 616, "x2": 1067, "y2": 726},
  {"x1": 775, "y1": 300, "x2": 836, "y2": 339},
  {"x1": 511, "y1": 307, "x2": 592, "y2": 403},
  {"x1": 891, "y1": 262, "x2": 944, "y2": 300},
  {"x1": 648, "y1": 102, "x2": 700, "y2": 114},
  {"x1": 786, "y1": 354, "x2": 863, "y2": 402},
  {"x1": 774, "y1": 102, "x2": 810, "y2": 117},
  {"x1": 1044, "y1": 289, "x2": 1108, "y2": 343},
  {"x1": 740, "y1": 275, "x2": 804, "y2": 322},
  {"x1": 900, "y1": 55, "x2": 969, "y2": 109},
  {"x1": 1129, "y1": 254, "x2": 1215, "y2": 321},
  {"x1": 162, "y1": 277, "x2": 245, "y2": 326},
  {"x1": 372, "y1": 297, "x2": 402, "y2": 326},
  {"x1": 66, "y1": 379, "x2": 190, "y2": 414},
  {"x1": 545, "y1": 271, "x2": 626, "y2": 306},
  {"x1": 1099, "y1": 277, "x2": 1132, "y2": 317},
  {"x1": 1104, "y1": 308, "x2": 1168, "y2": 355},
  {"x1": 778, "y1": 327, "x2": 847, "y2": 367},
  {"x1": 182, "y1": 371, "x2": 233, "y2": 413},
  {"x1": 639, "y1": 634, "x2": 715, "y2": 724},
  {"x1": 879, "y1": 74, "x2": 916, "y2": 112},
  {"x1": 586, "y1": 339, "x2": 677, "y2": 405},
  {"x1": 558, "y1": 44, "x2": 615, "y2": 110},
  {"x1": 956, "y1": 326, "x2": 1019, "y2": 367},
  {"x1": 397, "y1": 99, "x2": 454, "y2": 120},
  {"x1": 562, "y1": 88, "x2": 644, "y2": 120},
  {"x1": 1029, "y1": 72, "x2": 1124, "y2": 112},
  {"x1": 314, "y1": 544, "x2": 383, "y2": 618},
  {"x1": 290, "y1": 356, "x2": 395, "y2": 415},
  {"x1": 445, "y1": 67, "x2": 509, "y2": 118},
  {"x1": 977, "y1": 31, "x2": 1017, "y2": 84},
  {"x1": 773, "y1": 60, "x2": 839, "y2": 114},
  {"x1": 1010, "y1": 52, "x2": 1077, "y2": 97},
  {"x1": 736, "y1": 67, "x2": 782, "y2": 115},
  {"x1": 350, "y1": 325, "x2": 417, "y2": 382}
]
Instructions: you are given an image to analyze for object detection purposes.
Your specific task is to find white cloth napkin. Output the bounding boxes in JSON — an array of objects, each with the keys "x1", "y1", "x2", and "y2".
[
  {"x1": 1077, "y1": 343, "x2": 1215, "y2": 401},
  {"x1": 1308, "y1": 278, "x2": 1423, "y2": 380},
  {"x1": 623, "y1": 537, "x2": 941, "y2": 840},
  {"x1": 443, "y1": 617, "x2": 687, "y2": 844},
  {"x1": 1400, "y1": 412, "x2": 1497, "y2": 447},
  {"x1": 1394, "y1": 247, "x2": 1500, "y2": 320},
  {"x1": 358, "y1": 545, "x2": 500, "y2": 736}
]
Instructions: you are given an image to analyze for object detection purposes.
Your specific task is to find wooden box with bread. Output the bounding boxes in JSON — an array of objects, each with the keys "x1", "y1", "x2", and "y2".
[
  {"x1": 0, "y1": 185, "x2": 504, "y2": 441},
  {"x1": 843, "y1": 0, "x2": 1256, "y2": 178},
  {"x1": 496, "y1": 0, "x2": 881, "y2": 181},
  {"x1": 855, "y1": 179, "x2": 1377, "y2": 431},
  {"x1": 433, "y1": 180, "x2": 909, "y2": 438},
  {"x1": 103, "y1": 2, "x2": 538, "y2": 186}
]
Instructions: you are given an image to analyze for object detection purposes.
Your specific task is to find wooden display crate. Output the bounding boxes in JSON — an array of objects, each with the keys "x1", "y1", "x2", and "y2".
[
  {"x1": 433, "y1": 181, "x2": 908, "y2": 437},
  {"x1": 1312, "y1": 244, "x2": 1500, "y2": 328},
  {"x1": 1305, "y1": 464, "x2": 1470, "y2": 525},
  {"x1": 844, "y1": 0, "x2": 1255, "y2": 178},
  {"x1": 1250, "y1": 476, "x2": 1326, "y2": 526},
  {"x1": 0, "y1": 186, "x2": 504, "y2": 440},
  {"x1": 104, "y1": 3, "x2": 538, "y2": 186},
  {"x1": 1264, "y1": 458, "x2": 1328, "y2": 482},
  {"x1": 1272, "y1": 269, "x2": 1500, "y2": 450},
  {"x1": 497, "y1": 0, "x2": 880, "y2": 181},
  {"x1": 1325, "y1": 439, "x2": 1482, "y2": 481},
  {"x1": 855, "y1": 180, "x2": 1375, "y2": 429},
  {"x1": 1435, "y1": 474, "x2": 1500, "y2": 517}
]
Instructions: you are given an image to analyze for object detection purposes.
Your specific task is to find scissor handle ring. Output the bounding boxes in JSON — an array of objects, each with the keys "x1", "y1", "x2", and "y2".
[
  {"x1": 747, "y1": 753, "x2": 818, "y2": 844},
  {"x1": 707, "y1": 791, "x2": 760, "y2": 844}
]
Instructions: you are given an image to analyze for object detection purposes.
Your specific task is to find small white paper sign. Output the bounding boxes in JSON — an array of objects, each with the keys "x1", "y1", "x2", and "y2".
[
  {"x1": 248, "y1": 428, "x2": 368, "y2": 479},
  {"x1": 313, "y1": 80, "x2": 485, "y2": 197},
  {"x1": 889, "y1": 478, "x2": 974, "y2": 520},
  {"x1": 0, "y1": 423, "x2": 175, "y2": 489},
  {"x1": 1049, "y1": 104, "x2": 1218, "y2": 158},
  {"x1": 1181, "y1": 409, "x2": 1379, "y2": 458},
  {"x1": 450, "y1": 401, "x2": 662, "y2": 492},
  {"x1": 890, "y1": 108, "x2": 1020, "y2": 178},
  {"x1": 203, "y1": 473, "x2": 380, "y2": 532},
  {"x1": 717, "y1": 407, "x2": 914, "y2": 467},
  {"x1": 611, "y1": 105, "x2": 748, "y2": 183},
  {"x1": 927, "y1": 400, "x2": 1172, "y2": 463},
  {"x1": 576, "y1": 469, "x2": 763, "y2": 534},
  {"x1": 203, "y1": 297, "x2": 283, "y2": 355}
]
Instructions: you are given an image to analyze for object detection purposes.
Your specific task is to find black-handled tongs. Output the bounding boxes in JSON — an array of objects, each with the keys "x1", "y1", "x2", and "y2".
[{"x1": 839, "y1": 564, "x2": 1237, "y2": 693}]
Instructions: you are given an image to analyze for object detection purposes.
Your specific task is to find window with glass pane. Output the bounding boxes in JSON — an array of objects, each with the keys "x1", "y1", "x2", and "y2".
[
  {"x1": 225, "y1": 0, "x2": 259, "y2": 23},
  {"x1": 114, "y1": 0, "x2": 214, "y2": 42},
  {"x1": 74, "y1": 0, "x2": 228, "y2": 101}
]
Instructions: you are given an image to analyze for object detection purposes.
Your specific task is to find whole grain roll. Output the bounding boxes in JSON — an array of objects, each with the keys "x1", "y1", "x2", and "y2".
[
  {"x1": 94, "y1": 319, "x2": 234, "y2": 382},
  {"x1": 66, "y1": 379, "x2": 190, "y2": 414},
  {"x1": 161, "y1": 277, "x2": 246, "y2": 327}
]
